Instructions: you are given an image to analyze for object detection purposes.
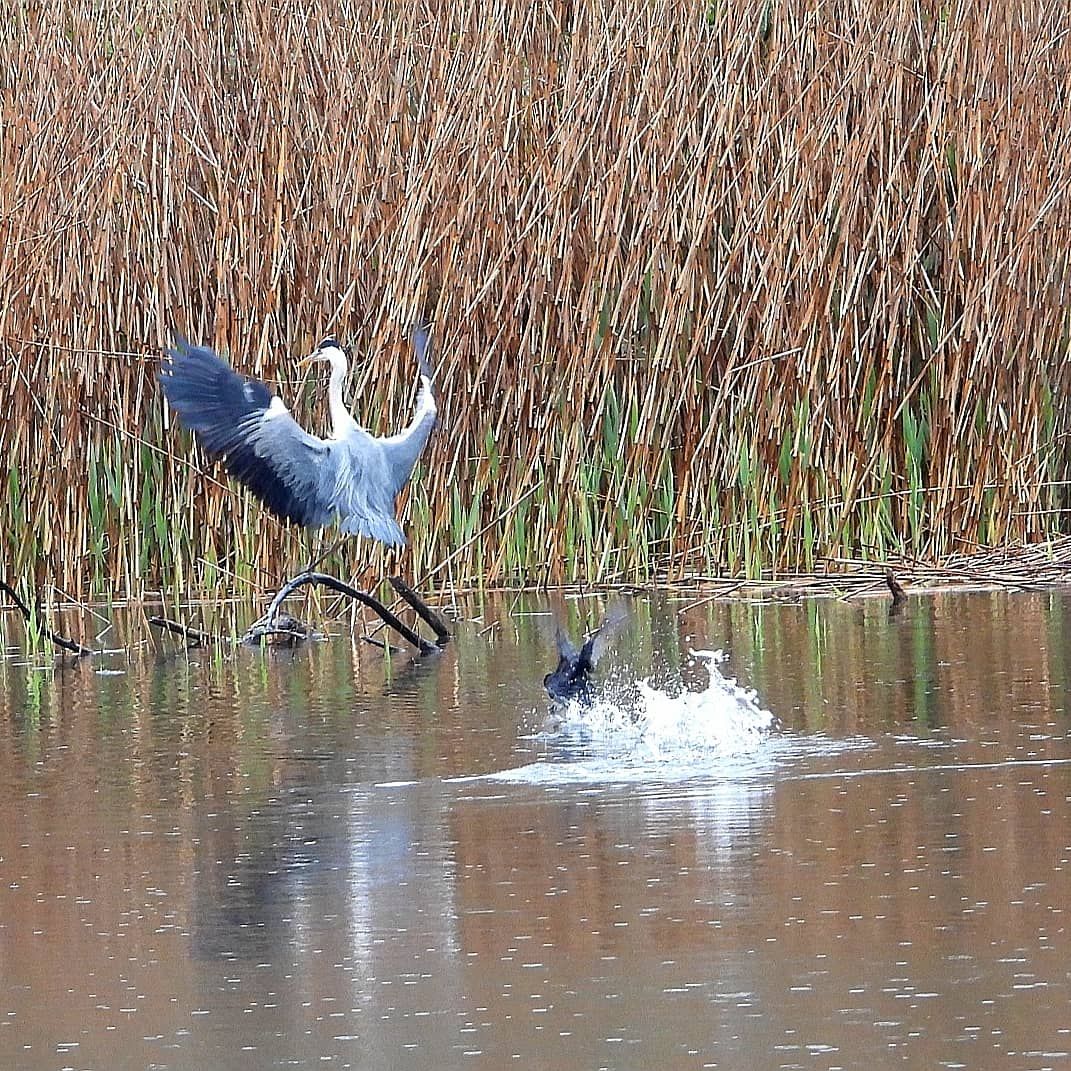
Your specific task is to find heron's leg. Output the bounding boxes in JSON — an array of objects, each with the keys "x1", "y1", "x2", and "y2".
[{"x1": 303, "y1": 533, "x2": 347, "y2": 576}]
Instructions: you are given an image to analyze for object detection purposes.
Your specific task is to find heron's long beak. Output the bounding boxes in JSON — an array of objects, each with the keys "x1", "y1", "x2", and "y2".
[{"x1": 296, "y1": 352, "x2": 319, "y2": 369}]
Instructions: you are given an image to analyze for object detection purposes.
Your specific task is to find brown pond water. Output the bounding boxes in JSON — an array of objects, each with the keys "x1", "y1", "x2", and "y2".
[{"x1": 1, "y1": 590, "x2": 1070, "y2": 1071}]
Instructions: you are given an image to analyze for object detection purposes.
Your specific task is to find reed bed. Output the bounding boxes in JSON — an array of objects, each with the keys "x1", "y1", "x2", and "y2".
[{"x1": 1, "y1": 0, "x2": 1070, "y2": 601}]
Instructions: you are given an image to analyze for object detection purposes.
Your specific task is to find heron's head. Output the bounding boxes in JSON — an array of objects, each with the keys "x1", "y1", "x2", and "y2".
[{"x1": 298, "y1": 337, "x2": 349, "y2": 370}]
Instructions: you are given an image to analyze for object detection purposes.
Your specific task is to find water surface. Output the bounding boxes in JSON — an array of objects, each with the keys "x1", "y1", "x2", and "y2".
[{"x1": 2, "y1": 591, "x2": 1070, "y2": 1070}]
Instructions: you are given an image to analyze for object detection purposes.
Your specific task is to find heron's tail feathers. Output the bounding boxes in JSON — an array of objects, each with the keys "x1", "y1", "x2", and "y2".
[{"x1": 340, "y1": 511, "x2": 406, "y2": 547}]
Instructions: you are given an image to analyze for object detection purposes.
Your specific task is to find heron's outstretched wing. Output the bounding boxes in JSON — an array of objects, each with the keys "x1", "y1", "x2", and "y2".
[{"x1": 159, "y1": 338, "x2": 337, "y2": 529}]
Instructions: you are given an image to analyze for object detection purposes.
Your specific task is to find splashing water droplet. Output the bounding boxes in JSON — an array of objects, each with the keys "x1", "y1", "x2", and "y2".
[{"x1": 501, "y1": 651, "x2": 776, "y2": 785}]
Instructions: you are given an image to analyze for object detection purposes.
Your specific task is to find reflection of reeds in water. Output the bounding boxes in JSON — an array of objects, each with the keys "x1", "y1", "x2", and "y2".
[
  {"x1": 4, "y1": 596, "x2": 1071, "y2": 1062},
  {"x1": 688, "y1": 590, "x2": 1071, "y2": 739},
  {"x1": 2, "y1": 2, "x2": 1069, "y2": 598}
]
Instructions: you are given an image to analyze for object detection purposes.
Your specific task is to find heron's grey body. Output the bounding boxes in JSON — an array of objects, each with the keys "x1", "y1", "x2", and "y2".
[{"x1": 159, "y1": 329, "x2": 437, "y2": 547}]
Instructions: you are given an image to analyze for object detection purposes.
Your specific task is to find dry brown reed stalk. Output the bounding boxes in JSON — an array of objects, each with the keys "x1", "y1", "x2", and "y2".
[{"x1": 1, "y1": 0, "x2": 1070, "y2": 600}]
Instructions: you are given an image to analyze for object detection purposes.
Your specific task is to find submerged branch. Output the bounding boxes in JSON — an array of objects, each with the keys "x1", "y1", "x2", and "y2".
[
  {"x1": 147, "y1": 615, "x2": 215, "y2": 648},
  {"x1": 0, "y1": 581, "x2": 93, "y2": 657},
  {"x1": 885, "y1": 571, "x2": 908, "y2": 606},
  {"x1": 247, "y1": 572, "x2": 442, "y2": 655},
  {"x1": 388, "y1": 576, "x2": 451, "y2": 644},
  {"x1": 147, "y1": 573, "x2": 446, "y2": 654}
]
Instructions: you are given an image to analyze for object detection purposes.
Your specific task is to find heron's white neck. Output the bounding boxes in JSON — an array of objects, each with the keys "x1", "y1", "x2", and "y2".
[{"x1": 326, "y1": 350, "x2": 352, "y2": 436}]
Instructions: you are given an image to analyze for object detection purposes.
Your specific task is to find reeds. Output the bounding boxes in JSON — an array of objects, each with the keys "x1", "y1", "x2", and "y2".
[{"x1": 1, "y1": 0, "x2": 1070, "y2": 599}]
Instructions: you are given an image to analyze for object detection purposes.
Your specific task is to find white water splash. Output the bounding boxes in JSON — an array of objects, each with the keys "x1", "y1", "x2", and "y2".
[{"x1": 496, "y1": 650, "x2": 776, "y2": 785}]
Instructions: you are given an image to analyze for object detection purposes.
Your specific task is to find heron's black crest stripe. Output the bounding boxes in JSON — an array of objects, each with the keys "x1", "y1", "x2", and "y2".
[{"x1": 159, "y1": 340, "x2": 315, "y2": 527}]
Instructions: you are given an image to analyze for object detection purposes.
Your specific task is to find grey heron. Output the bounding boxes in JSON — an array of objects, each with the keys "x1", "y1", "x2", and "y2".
[{"x1": 159, "y1": 327, "x2": 437, "y2": 563}]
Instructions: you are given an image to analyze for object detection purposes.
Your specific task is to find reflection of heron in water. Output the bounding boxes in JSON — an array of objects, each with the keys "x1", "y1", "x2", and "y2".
[
  {"x1": 542, "y1": 605, "x2": 627, "y2": 728},
  {"x1": 159, "y1": 325, "x2": 437, "y2": 571}
]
